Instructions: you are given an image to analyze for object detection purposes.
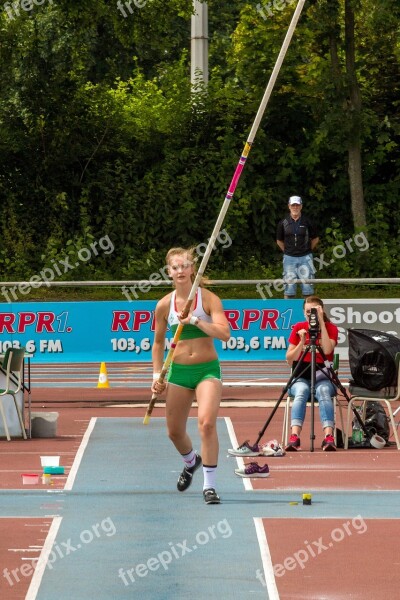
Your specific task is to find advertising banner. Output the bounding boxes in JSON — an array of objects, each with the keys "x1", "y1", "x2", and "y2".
[
  {"x1": 0, "y1": 299, "x2": 398, "y2": 363},
  {"x1": 324, "y1": 299, "x2": 400, "y2": 356}
]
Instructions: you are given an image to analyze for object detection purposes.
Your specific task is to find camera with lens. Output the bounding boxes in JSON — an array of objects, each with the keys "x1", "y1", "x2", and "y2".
[{"x1": 308, "y1": 307, "x2": 319, "y2": 336}]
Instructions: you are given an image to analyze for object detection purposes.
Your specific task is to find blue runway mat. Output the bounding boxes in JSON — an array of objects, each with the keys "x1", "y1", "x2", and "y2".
[
  {"x1": 1, "y1": 417, "x2": 400, "y2": 599},
  {"x1": 19, "y1": 418, "x2": 270, "y2": 599}
]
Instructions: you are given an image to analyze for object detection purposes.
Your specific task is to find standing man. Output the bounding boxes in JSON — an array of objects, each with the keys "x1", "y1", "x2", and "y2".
[{"x1": 276, "y1": 195, "x2": 319, "y2": 299}]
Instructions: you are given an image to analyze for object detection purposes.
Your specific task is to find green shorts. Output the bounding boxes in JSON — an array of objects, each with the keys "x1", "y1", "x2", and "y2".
[{"x1": 167, "y1": 359, "x2": 221, "y2": 390}]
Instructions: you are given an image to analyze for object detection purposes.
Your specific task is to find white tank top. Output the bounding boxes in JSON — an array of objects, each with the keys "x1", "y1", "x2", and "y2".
[{"x1": 168, "y1": 288, "x2": 212, "y2": 339}]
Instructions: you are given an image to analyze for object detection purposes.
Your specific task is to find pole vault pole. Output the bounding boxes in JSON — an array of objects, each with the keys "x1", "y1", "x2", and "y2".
[{"x1": 143, "y1": 0, "x2": 307, "y2": 424}]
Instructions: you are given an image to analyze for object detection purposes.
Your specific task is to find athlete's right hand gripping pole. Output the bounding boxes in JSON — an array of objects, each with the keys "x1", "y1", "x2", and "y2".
[
  {"x1": 143, "y1": 0, "x2": 307, "y2": 425},
  {"x1": 143, "y1": 325, "x2": 184, "y2": 425}
]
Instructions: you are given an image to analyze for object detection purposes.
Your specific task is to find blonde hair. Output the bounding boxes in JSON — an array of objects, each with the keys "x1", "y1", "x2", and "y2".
[{"x1": 165, "y1": 247, "x2": 209, "y2": 287}]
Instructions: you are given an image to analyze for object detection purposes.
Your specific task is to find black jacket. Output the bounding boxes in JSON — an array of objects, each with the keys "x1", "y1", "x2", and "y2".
[{"x1": 276, "y1": 214, "x2": 319, "y2": 257}]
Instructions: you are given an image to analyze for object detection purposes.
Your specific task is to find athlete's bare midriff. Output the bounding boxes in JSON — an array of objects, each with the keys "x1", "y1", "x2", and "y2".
[{"x1": 172, "y1": 337, "x2": 218, "y2": 365}]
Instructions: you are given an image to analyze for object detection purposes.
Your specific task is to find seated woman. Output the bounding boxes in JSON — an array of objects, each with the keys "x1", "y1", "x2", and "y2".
[{"x1": 285, "y1": 295, "x2": 339, "y2": 451}]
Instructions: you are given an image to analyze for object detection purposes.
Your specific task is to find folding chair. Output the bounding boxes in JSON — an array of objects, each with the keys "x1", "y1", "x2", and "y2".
[
  {"x1": 282, "y1": 354, "x2": 345, "y2": 447},
  {"x1": 344, "y1": 352, "x2": 400, "y2": 450},
  {"x1": 0, "y1": 347, "x2": 27, "y2": 441}
]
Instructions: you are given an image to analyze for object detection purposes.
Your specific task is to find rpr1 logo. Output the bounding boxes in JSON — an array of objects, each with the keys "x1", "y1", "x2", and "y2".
[{"x1": 0, "y1": 311, "x2": 71, "y2": 334}]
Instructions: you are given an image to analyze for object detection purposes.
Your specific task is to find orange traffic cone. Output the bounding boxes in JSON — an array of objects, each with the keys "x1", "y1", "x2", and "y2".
[{"x1": 97, "y1": 362, "x2": 110, "y2": 388}]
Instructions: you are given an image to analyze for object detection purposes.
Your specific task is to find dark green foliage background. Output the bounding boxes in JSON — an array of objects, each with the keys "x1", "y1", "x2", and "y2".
[{"x1": 0, "y1": 0, "x2": 398, "y2": 287}]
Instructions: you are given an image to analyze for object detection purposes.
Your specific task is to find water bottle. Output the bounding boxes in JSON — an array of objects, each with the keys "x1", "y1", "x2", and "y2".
[{"x1": 352, "y1": 409, "x2": 363, "y2": 443}]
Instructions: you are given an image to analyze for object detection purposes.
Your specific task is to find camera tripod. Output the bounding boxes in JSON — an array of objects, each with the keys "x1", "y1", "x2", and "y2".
[{"x1": 241, "y1": 333, "x2": 386, "y2": 452}]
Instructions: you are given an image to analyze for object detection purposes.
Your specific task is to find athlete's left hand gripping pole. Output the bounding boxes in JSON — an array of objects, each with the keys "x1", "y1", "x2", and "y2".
[{"x1": 143, "y1": 0, "x2": 307, "y2": 425}]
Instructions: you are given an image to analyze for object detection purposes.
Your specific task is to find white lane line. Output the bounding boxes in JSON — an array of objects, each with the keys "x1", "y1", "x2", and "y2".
[
  {"x1": 224, "y1": 416, "x2": 239, "y2": 449},
  {"x1": 64, "y1": 417, "x2": 97, "y2": 491},
  {"x1": 25, "y1": 516, "x2": 63, "y2": 600},
  {"x1": 8, "y1": 548, "x2": 41, "y2": 552},
  {"x1": 224, "y1": 416, "x2": 253, "y2": 491},
  {"x1": 254, "y1": 517, "x2": 280, "y2": 600}
]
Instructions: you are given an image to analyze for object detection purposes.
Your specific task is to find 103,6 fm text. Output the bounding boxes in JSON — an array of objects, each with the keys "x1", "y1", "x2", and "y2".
[
  {"x1": 220, "y1": 336, "x2": 287, "y2": 352},
  {"x1": 111, "y1": 338, "x2": 151, "y2": 353},
  {"x1": 0, "y1": 340, "x2": 63, "y2": 354}
]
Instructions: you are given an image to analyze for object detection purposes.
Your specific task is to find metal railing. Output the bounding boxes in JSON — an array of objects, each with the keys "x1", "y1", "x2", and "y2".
[{"x1": 0, "y1": 278, "x2": 399, "y2": 288}]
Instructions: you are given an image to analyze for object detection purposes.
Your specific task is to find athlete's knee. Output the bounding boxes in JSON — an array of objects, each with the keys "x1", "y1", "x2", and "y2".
[
  {"x1": 198, "y1": 419, "x2": 216, "y2": 438},
  {"x1": 167, "y1": 426, "x2": 185, "y2": 445}
]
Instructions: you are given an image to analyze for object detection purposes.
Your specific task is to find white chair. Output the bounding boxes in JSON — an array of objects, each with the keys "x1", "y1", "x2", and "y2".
[
  {"x1": 344, "y1": 352, "x2": 400, "y2": 450},
  {"x1": 282, "y1": 355, "x2": 345, "y2": 447},
  {"x1": 0, "y1": 348, "x2": 27, "y2": 441}
]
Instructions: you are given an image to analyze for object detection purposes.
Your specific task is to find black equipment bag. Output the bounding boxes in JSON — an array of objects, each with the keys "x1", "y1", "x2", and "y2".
[
  {"x1": 348, "y1": 328, "x2": 400, "y2": 391},
  {"x1": 364, "y1": 402, "x2": 390, "y2": 442}
]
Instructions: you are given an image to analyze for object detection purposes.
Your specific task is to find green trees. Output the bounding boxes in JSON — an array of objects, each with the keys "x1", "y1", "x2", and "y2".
[{"x1": 0, "y1": 0, "x2": 398, "y2": 283}]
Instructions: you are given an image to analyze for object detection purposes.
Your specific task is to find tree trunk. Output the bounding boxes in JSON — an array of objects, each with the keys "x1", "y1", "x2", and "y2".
[
  {"x1": 345, "y1": 0, "x2": 367, "y2": 229},
  {"x1": 348, "y1": 140, "x2": 366, "y2": 227}
]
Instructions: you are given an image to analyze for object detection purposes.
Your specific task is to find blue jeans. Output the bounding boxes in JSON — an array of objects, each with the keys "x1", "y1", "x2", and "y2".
[
  {"x1": 283, "y1": 253, "x2": 315, "y2": 297},
  {"x1": 288, "y1": 377, "x2": 336, "y2": 429}
]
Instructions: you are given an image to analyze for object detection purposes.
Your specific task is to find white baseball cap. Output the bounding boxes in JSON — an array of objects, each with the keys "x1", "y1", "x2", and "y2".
[{"x1": 288, "y1": 195, "x2": 302, "y2": 205}]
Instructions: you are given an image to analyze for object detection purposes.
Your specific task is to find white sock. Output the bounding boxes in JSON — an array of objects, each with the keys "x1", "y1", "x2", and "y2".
[
  {"x1": 203, "y1": 465, "x2": 217, "y2": 490},
  {"x1": 181, "y1": 449, "x2": 196, "y2": 469}
]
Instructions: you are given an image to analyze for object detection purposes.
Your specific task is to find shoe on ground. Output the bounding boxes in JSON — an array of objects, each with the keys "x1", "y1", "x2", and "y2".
[
  {"x1": 322, "y1": 434, "x2": 336, "y2": 451},
  {"x1": 177, "y1": 454, "x2": 202, "y2": 492},
  {"x1": 203, "y1": 488, "x2": 221, "y2": 504},
  {"x1": 285, "y1": 434, "x2": 301, "y2": 452},
  {"x1": 261, "y1": 439, "x2": 285, "y2": 457},
  {"x1": 234, "y1": 461, "x2": 270, "y2": 478},
  {"x1": 227, "y1": 440, "x2": 260, "y2": 457}
]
